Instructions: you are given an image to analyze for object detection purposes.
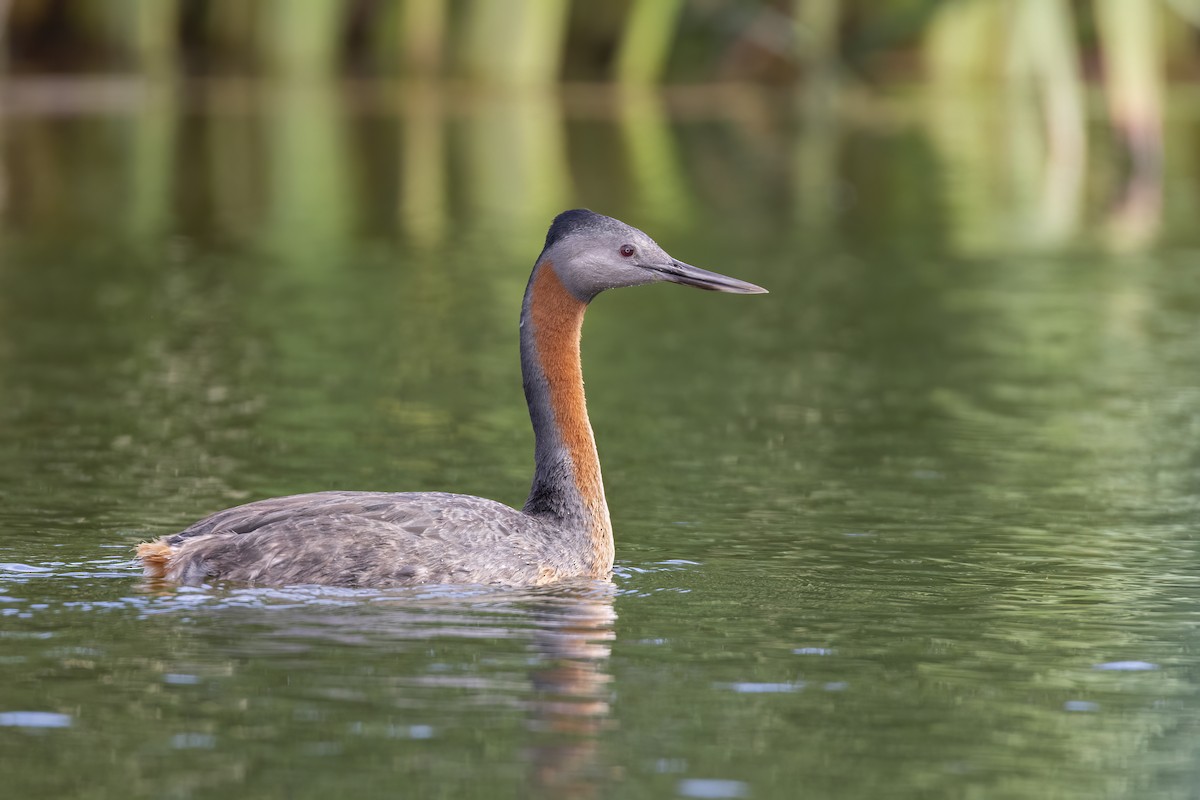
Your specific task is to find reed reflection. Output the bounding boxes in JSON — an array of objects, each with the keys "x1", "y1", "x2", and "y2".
[
  {"x1": 399, "y1": 81, "x2": 448, "y2": 246},
  {"x1": 128, "y1": 80, "x2": 178, "y2": 238},
  {"x1": 793, "y1": 76, "x2": 841, "y2": 239},
  {"x1": 920, "y1": 0, "x2": 1166, "y2": 254},
  {"x1": 262, "y1": 78, "x2": 354, "y2": 268},
  {"x1": 464, "y1": 89, "x2": 570, "y2": 240},
  {"x1": 617, "y1": 88, "x2": 693, "y2": 227}
]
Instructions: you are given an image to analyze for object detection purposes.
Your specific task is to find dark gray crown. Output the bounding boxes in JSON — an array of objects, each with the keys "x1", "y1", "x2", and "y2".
[{"x1": 543, "y1": 209, "x2": 626, "y2": 251}]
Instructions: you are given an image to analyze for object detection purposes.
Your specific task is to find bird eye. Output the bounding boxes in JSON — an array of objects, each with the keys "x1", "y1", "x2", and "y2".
[{"x1": 619, "y1": 244, "x2": 636, "y2": 258}]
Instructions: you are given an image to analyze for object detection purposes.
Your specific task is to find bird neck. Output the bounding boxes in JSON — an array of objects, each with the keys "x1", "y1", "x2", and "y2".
[{"x1": 519, "y1": 260, "x2": 614, "y2": 575}]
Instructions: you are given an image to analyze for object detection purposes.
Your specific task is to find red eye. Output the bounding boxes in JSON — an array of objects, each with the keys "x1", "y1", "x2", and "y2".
[{"x1": 619, "y1": 244, "x2": 635, "y2": 258}]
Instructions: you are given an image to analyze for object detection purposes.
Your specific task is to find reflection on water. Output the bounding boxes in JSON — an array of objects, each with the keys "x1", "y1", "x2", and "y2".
[
  {"x1": 0, "y1": 80, "x2": 1199, "y2": 798},
  {"x1": 2, "y1": 558, "x2": 617, "y2": 798},
  {"x1": 0, "y1": 78, "x2": 1186, "y2": 253}
]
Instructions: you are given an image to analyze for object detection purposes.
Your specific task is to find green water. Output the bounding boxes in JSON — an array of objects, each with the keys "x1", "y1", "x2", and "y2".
[{"x1": 2, "y1": 84, "x2": 1200, "y2": 799}]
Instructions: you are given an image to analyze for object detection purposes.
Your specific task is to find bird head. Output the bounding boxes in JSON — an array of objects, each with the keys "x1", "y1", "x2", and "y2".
[{"x1": 537, "y1": 209, "x2": 767, "y2": 301}]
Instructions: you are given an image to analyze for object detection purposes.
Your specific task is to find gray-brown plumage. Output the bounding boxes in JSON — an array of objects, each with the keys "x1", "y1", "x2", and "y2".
[{"x1": 137, "y1": 210, "x2": 766, "y2": 587}]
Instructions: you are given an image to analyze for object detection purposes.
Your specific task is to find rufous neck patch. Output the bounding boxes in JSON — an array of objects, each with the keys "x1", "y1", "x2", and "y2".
[{"x1": 528, "y1": 262, "x2": 613, "y2": 571}]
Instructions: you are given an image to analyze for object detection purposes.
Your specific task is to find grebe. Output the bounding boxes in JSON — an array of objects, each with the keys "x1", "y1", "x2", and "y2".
[{"x1": 137, "y1": 210, "x2": 766, "y2": 587}]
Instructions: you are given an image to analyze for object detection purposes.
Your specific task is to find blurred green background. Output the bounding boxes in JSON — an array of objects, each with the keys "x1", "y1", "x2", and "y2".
[
  {"x1": 1, "y1": 0, "x2": 1198, "y2": 89},
  {"x1": 3, "y1": 3, "x2": 1200, "y2": 799},
  {"x1": 1, "y1": 0, "x2": 1196, "y2": 255}
]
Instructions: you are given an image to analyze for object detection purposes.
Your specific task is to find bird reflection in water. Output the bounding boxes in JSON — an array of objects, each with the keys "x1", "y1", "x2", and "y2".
[
  {"x1": 524, "y1": 583, "x2": 617, "y2": 798},
  {"x1": 138, "y1": 582, "x2": 619, "y2": 798}
]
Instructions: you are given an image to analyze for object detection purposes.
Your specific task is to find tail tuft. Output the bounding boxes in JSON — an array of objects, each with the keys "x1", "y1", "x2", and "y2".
[{"x1": 136, "y1": 540, "x2": 174, "y2": 579}]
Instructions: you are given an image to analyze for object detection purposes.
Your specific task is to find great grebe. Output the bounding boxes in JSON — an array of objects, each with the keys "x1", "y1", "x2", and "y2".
[{"x1": 137, "y1": 210, "x2": 766, "y2": 586}]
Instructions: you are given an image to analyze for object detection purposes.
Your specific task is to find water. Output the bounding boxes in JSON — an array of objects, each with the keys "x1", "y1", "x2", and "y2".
[{"x1": 2, "y1": 83, "x2": 1200, "y2": 798}]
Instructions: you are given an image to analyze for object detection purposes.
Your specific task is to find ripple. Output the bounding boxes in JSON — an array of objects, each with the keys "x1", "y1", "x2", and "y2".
[
  {"x1": 0, "y1": 711, "x2": 72, "y2": 728},
  {"x1": 1064, "y1": 700, "x2": 1100, "y2": 712},
  {"x1": 170, "y1": 733, "x2": 216, "y2": 749},
  {"x1": 0, "y1": 563, "x2": 54, "y2": 574},
  {"x1": 1093, "y1": 661, "x2": 1158, "y2": 671},
  {"x1": 677, "y1": 778, "x2": 750, "y2": 798},
  {"x1": 721, "y1": 681, "x2": 803, "y2": 694},
  {"x1": 0, "y1": 554, "x2": 617, "y2": 620},
  {"x1": 793, "y1": 647, "x2": 833, "y2": 656},
  {"x1": 163, "y1": 673, "x2": 201, "y2": 685}
]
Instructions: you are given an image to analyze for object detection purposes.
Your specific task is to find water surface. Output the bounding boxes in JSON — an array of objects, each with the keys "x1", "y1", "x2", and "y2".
[{"x1": 1, "y1": 83, "x2": 1199, "y2": 799}]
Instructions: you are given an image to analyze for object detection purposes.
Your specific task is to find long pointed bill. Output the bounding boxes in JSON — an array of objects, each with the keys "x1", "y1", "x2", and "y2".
[{"x1": 651, "y1": 259, "x2": 768, "y2": 294}]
